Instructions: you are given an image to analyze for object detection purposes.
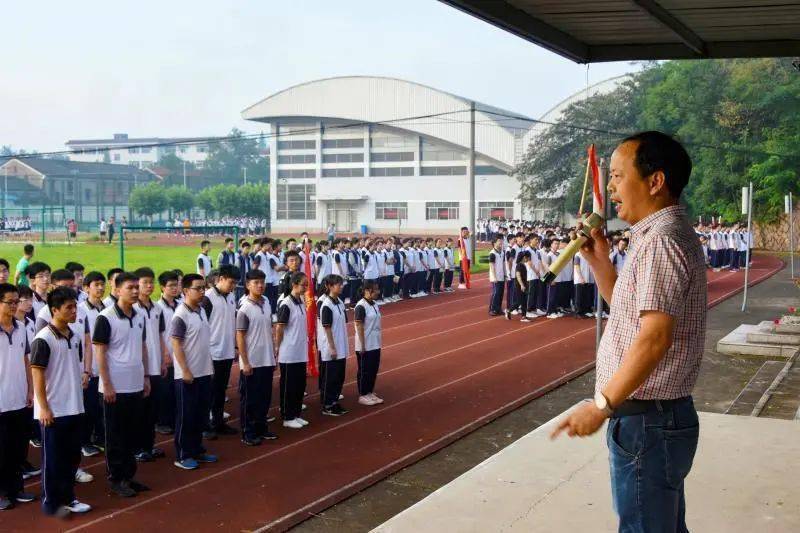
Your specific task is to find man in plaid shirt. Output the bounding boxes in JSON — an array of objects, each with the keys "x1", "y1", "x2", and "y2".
[{"x1": 553, "y1": 131, "x2": 704, "y2": 532}]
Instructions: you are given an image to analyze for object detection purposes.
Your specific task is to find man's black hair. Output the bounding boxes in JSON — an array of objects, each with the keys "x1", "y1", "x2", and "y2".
[
  {"x1": 48, "y1": 286, "x2": 77, "y2": 312},
  {"x1": 115, "y1": 272, "x2": 139, "y2": 288},
  {"x1": 246, "y1": 269, "x2": 266, "y2": 281},
  {"x1": 217, "y1": 264, "x2": 240, "y2": 281},
  {"x1": 133, "y1": 267, "x2": 155, "y2": 280},
  {"x1": 0, "y1": 258, "x2": 8, "y2": 270},
  {"x1": 84, "y1": 271, "x2": 106, "y2": 286},
  {"x1": 23, "y1": 244, "x2": 34, "y2": 255},
  {"x1": 0, "y1": 282, "x2": 18, "y2": 301},
  {"x1": 26, "y1": 262, "x2": 51, "y2": 278},
  {"x1": 51, "y1": 269, "x2": 74, "y2": 283},
  {"x1": 65, "y1": 262, "x2": 85, "y2": 273},
  {"x1": 182, "y1": 273, "x2": 204, "y2": 289},
  {"x1": 621, "y1": 131, "x2": 692, "y2": 199},
  {"x1": 107, "y1": 267, "x2": 124, "y2": 280},
  {"x1": 158, "y1": 270, "x2": 179, "y2": 286}
]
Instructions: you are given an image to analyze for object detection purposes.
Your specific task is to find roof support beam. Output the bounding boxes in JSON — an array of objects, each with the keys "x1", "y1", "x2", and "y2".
[
  {"x1": 438, "y1": 0, "x2": 590, "y2": 63},
  {"x1": 630, "y1": 0, "x2": 707, "y2": 57}
]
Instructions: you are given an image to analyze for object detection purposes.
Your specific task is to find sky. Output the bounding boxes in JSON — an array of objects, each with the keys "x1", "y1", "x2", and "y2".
[{"x1": 2, "y1": 0, "x2": 640, "y2": 153}]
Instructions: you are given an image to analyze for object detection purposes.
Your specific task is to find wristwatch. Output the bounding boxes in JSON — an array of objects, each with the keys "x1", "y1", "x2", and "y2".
[{"x1": 594, "y1": 390, "x2": 614, "y2": 416}]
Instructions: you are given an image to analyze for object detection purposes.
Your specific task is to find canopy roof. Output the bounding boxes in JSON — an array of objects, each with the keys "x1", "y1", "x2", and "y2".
[{"x1": 439, "y1": 1, "x2": 800, "y2": 63}]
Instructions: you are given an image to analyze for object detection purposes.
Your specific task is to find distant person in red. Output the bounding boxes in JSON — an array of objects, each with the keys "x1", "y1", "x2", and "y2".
[
  {"x1": 552, "y1": 131, "x2": 705, "y2": 533},
  {"x1": 457, "y1": 227, "x2": 472, "y2": 289},
  {"x1": 66, "y1": 219, "x2": 77, "y2": 241}
]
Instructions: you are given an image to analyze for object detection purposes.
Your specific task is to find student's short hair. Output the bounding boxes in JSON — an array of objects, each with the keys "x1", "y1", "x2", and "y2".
[
  {"x1": 200, "y1": 240, "x2": 210, "y2": 248},
  {"x1": 158, "y1": 270, "x2": 179, "y2": 286},
  {"x1": 172, "y1": 268, "x2": 183, "y2": 277},
  {"x1": 51, "y1": 269, "x2": 74, "y2": 283},
  {"x1": 286, "y1": 238, "x2": 296, "y2": 245},
  {"x1": 107, "y1": 267, "x2": 124, "y2": 280},
  {"x1": 0, "y1": 282, "x2": 18, "y2": 301},
  {"x1": 621, "y1": 131, "x2": 692, "y2": 199},
  {"x1": 262, "y1": 238, "x2": 273, "y2": 247},
  {"x1": 0, "y1": 258, "x2": 8, "y2": 270},
  {"x1": 23, "y1": 244, "x2": 34, "y2": 255},
  {"x1": 322, "y1": 274, "x2": 343, "y2": 289},
  {"x1": 26, "y1": 261, "x2": 51, "y2": 278},
  {"x1": 460, "y1": 226, "x2": 468, "y2": 231},
  {"x1": 182, "y1": 273, "x2": 204, "y2": 289},
  {"x1": 133, "y1": 267, "x2": 155, "y2": 280},
  {"x1": 560, "y1": 237, "x2": 570, "y2": 244},
  {"x1": 289, "y1": 271, "x2": 307, "y2": 287},
  {"x1": 16, "y1": 284, "x2": 32, "y2": 299},
  {"x1": 245, "y1": 269, "x2": 266, "y2": 282},
  {"x1": 240, "y1": 241, "x2": 250, "y2": 248},
  {"x1": 493, "y1": 236, "x2": 504, "y2": 244},
  {"x1": 273, "y1": 239, "x2": 282, "y2": 247},
  {"x1": 224, "y1": 237, "x2": 233, "y2": 244},
  {"x1": 115, "y1": 272, "x2": 139, "y2": 288},
  {"x1": 217, "y1": 264, "x2": 240, "y2": 280},
  {"x1": 65, "y1": 262, "x2": 85, "y2": 273},
  {"x1": 252, "y1": 238, "x2": 262, "y2": 246},
  {"x1": 517, "y1": 251, "x2": 531, "y2": 263},
  {"x1": 84, "y1": 271, "x2": 106, "y2": 286},
  {"x1": 48, "y1": 286, "x2": 77, "y2": 312},
  {"x1": 284, "y1": 250, "x2": 300, "y2": 260},
  {"x1": 542, "y1": 239, "x2": 551, "y2": 249}
]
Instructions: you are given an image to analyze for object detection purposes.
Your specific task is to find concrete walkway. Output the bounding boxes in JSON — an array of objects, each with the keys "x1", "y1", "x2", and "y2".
[{"x1": 374, "y1": 407, "x2": 800, "y2": 533}]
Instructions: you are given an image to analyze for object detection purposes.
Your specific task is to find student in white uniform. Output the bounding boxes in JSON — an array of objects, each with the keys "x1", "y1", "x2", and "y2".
[
  {"x1": 30, "y1": 287, "x2": 92, "y2": 516},
  {"x1": 236, "y1": 270, "x2": 278, "y2": 445},
  {"x1": 133, "y1": 267, "x2": 169, "y2": 463},
  {"x1": 275, "y1": 272, "x2": 310, "y2": 429},
  {"x1": 155, "y1": 271, "x2": 181, "y2": 435},
  {"x1": 487, "y1": 237, "x2": 506, "y2": 316},
  {"x1": 317, "y1": 274, "x2": 350, "y2": 417},
  {"x1": 65, "y1": 262, "x2": 88, "y2": 304},
  {"x1": 354, "y1": 280, "x2": 384, "y2": 406},
  {"x1": 609, "y1": 238, "x2": 628, "y2": 274},
  {"x1": 92, "y1": 272, "x2": 150, "y2": 498},
  {"x1": 196, "y1": 240, "x2": 212, "y2": 277},
  {"x1": 27, "y1": 262, "x2": 51, "y2": 319},
  {"x1": 14, "y1": 285, "x2": 41, "y2": 482},
  {"x1": 0, "y1": 283, "x2": 36, "y2": 510},
  {"x1": 77, "y1": 272, "x2": 107, "y2": 457},
  {"x1": 170, "y1": 274, "x2": 217, "y2": 471},
  {"x1": 103, "y1": 268, "x2": 124, "y2": 309},
  {"x1": 201, "y1": 264, "x2": 240, "y2": 439},
  {"x1": 442, "y1": 239, "x2": 455, "y2": 292},
  {"x1": 573, "y1": 251, "x2": 596, "y2": 318}
]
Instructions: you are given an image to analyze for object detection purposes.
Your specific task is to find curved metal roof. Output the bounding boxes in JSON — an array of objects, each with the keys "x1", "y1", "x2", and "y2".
[{"x1": 241, "y1": 76, "x2": 535, "y2": 169}]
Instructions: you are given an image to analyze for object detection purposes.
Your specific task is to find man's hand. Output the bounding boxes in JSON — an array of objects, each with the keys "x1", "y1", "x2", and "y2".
[
  {"x1": 143, "y1": 376, "x2": 151, "y2": 398},
  {"x1": 579, "y1": 227, "x2": 611, "y2": 266},
  {"x1": 550, "y1": 401, "x2": 608, "y2": 439},
  {"x1": 103, "y1": 383, "x2": 116, "y2": 404},
  {"x1": 81, "y1": 372, "x2": 90, "y2": 389},
  {"x1": 329, "y1": 351, "x2": 338, "y2": 360},
  {"x1": 26, "y1": 391, "x2": 33, "y2": 408},
  {"x1": 40, "y1": 406, "x2": 55, "y2": 427},
  {"x1": 241, "y1": 362, "x2": 253, "y2": 376},
  {"x1": 182, "y1": 369, "x2": 194, "y2": 384}
]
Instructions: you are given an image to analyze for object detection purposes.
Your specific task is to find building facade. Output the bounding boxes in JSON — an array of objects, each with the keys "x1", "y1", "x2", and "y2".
[
  {"x1": 242, "y1": 76, "x2": 532, "y2": 234},
  {"x1": 66, "y1": 133, "x2": 211, "y2": 169}
]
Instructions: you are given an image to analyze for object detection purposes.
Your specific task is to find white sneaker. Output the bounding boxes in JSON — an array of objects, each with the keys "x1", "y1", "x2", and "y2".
[
  {"x1": 458, "y1": 283, "x2": 466, "y2": 289},
  {"x1": 75, "y1": 468, "x2": 94, "y2": 483},
  {"x1": 369, "y1": 393, "x2": 384, "y2": 404},
  {"x1": 584, "y1": 312, "x2": 595, "y2": 318},
  {"x1": 359, "y1": 395, "x2": 378, "y2": 406},
  {"x1": 296, "y1": 417, "x2": 309, "y2": 426},
  {"x1": 301, "y1": 403, "x2": 307, "y2": 411},
  {"x1": 525, "y1": 313, "x2": 537, "y2": 319},
  {"x1": 282, "y1": 419, "x2": 303, "y2": 429},
  {"x1": 546, "y1": 313, "x2": 561, "y2": 319},
  {"x1": 602, "y1": 312, "x2": 610, "y2": 319},
  {"x1": 338, "y1": 394, "x2": 344, "y2": 400},
  {"x1": 536, "y1": 309, "x2": 547, "y2": 316},
  {"x1": 66, "y1": 500, "x2": 92, "y2": 513},
  {"x1": 510, "y1": 310, "x2": 520, "y2": 315},
  {"x1": 223, "y1": 411, "x2": 231, "y2": 420}
]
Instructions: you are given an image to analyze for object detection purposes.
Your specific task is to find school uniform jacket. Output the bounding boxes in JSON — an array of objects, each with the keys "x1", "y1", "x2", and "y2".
[
  {"x1": 275, "y1": 295, "x2": 308, "y2": 364},
  {"x1": 354, "y1": 298, "x2": 381, "y2": 352},
  {"x1": 316, "y1": 295, "x2": 349, "y2": 362}
]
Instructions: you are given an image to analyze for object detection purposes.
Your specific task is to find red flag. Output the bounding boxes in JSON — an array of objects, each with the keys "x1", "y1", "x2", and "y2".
[
  {"x1": 588, "y1": 144, "x2": 603, "y2": 210},
  {"x1": 458, "y1": 236, "x2": 471, "y2": 289},
  {"x1": 303, "y1": 239, "x2": 319, "y2": 377}
]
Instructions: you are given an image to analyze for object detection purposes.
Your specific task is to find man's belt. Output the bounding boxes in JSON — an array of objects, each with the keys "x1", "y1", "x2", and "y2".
[{"x1": 611, "y1": 396, "x2": 690, "y2": 418}]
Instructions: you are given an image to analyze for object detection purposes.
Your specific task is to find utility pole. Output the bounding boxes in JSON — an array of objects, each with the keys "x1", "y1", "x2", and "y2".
[
  {"x1": 787, "y1": 192, "x2": 795, "y2": 279},
  {"x1": 594, "y1": 158, "x2": 609, "y2": 353},
  {"x1": 469, "y1": 101, "x2": 476, "y2": 264},
  {"x1": 3, "y1": 166, "x2": 7, "y2": 218},
  {"x1": 243, "y1": 167, "x2": 248, "y2": 186},
  {"x1": 741, "y1": 182, "x2": 754, "y2": 312},
  {"x1": 183, "y1": 160, "x2": 187, "y2": 188}
]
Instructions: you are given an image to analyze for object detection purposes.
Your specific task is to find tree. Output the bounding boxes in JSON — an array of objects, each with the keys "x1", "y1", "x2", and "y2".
[
  {"x1": 196, "y1": 187, "x2": 215, "y2": 217},
  {"x1": 204, "y1": 128, "x2": 269, "y2": 185},
  {"x1": 128, "y1": 182, "x2": 167, "y2": 223},
  {"x1": 236, "y1": 183, "x2": 269, "y2": 217},
  {"x1": 165, "y1": 186, "x2": 194, "y2": 217}
]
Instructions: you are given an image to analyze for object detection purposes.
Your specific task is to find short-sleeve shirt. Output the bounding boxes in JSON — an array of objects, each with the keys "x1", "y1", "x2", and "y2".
[
  {"x1": 135, "y1": 299, "x2": 165, "y2": 376},
  {"x1": 30, "y1": 325, "x2": 84, "y2": 419},
  {"x1": 596, "y1": 205, "x2": 707, "y2": 400},
  {"x1": 92, "y1": 305, "x2": 146, "y2": 394},
  {"x1": 15, "y1": 257, "x2": 30, "y2": 286},
  {"x1": 170, "y1": 303, "x2": 213, "y2": 380},
  {"x1": 0, "y1": 320, "x2": 30, "y2": 412},
  {"x1": 276, "y1": 295, "x2": 308, "y2": 364},
  {"x1": 354, "y1": 298, "x2": 381, "y2": 352},
  {"x1": 236, "y1": 296, "x2": 275, "y2": 368}
]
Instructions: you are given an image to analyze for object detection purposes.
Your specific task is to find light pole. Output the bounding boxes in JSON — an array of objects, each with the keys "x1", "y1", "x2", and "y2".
[
  {"x1": 787, "y1": 192, "x2": 795, "y2": 279},
  {"x1": 183, "y1": 160, "x2": 187, "y2": 188},
  {"x1": 243, "y1": 167, "x2": 248, "y2": 186}
]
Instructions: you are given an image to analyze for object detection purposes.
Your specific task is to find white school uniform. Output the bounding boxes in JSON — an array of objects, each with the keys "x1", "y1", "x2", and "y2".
[
  {"x1": 316, "y1": 295, "x2": 349, "y2": 362},
  {"x1": 197, "y1": 253, "x2": 212, "y2": 276},
  {"x1": 134, "y1": 300, "x2": 165, "y2": 377},
  {"x1": 276, "y1": 295, "x2": 308, "y2": 364},
  {"x1": 204, "y1": 287, "x2": 236, "y2": 361},
  {"x1": 170, "y1": 304, "x2": 213, "y2": 381},
  {"x1": 354, "y1": 298, "x2": 381, "y2": 352},
  {"x1": 0, "y1": 319, "x2": 30, "y2": 413},
  {"x1": 236, "y1": 296, "x2": 275, "y2": 368},
  {"x1": 30, "y1": 325, "x2": 84, "y2": 419},
  {"x1": 93, "y1": 305, "x2": 146, "y2": 394}
]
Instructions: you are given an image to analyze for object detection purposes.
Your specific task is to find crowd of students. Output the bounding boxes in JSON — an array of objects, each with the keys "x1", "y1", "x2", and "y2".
[{"x1": 695, "y1": 223, "x2": 754, "y2": 272}]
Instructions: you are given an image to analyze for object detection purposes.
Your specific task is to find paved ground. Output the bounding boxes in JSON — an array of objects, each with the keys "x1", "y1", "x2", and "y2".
[{"x1": 294, "y1": 258, "x2": 799, "y2": 532}]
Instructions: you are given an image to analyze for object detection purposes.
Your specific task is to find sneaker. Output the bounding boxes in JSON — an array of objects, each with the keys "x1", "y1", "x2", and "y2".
[
  {"x1": 155, "y1": 424, "x2": 174, "y2": 435},
  {"x1": 602, "y1": 312, "x2": 610, "y2": 319},
  {"x1": 504, "y1": 310, "x2": 511, "y2": 320},
  {"x1": 0, "y1": 496, "x2": 12, "y2": 511},
  {"x1": 535, "y1": 309, "x2": 547, "y2": 316},
  {"x1": 135, "y1": 451, "x2": 154, "y2": 463},
  {"x1": 14, "y1": 492, "x2": 36, "y2": 503},
  {"x1": 584, "y1": 312, "x2": 595, "y2": 318},
  {"x1": 110, "y1": 480, "x2": 136, "y2": 498},
  {"x1": 215, "y1": 424, "x2": 238, "y2": 436},
  {"x1": 368, "y1": 394, "x2": 384, "y2": 404},
  {"x1": 358, "y1": 395, "x2": 378, "y2": 406},
  {"x1": 489, "y1": 311, "x2": 502, "y2": 317},
  {"x1": 202, "y1": 430, "x2": 218, "y2": 440},
  {"x1": 322, "y1": 404, "x2": 348, "y2": 417},
  {"x1": 546, "y1": 313, "x2": 561, "y2": 319},
  {"x1": 75, "y1": 468, "x2": 94, "y2": 483},
  {"x1": 261, "y1": 431, "x2": 278, "y2": 441},
  {"x1": 283, "y1": 419, "x2": 304, "y2": 429},
  {"x1": 266, "y1": 415, "x2": 276, "y2": 423},
  {"x1": 301, "y1": 403, "x2": 307, "y2": 411},
  {"x1": 66, "y1": 500, "x2": 92, "y2": 513},
  {"x1": 295, "y1": 417, "x2": 309, "y2": 426},
  {"x1": 520, "y1": 317, "x2": 531, "y2": 322},
  {"x1": 510, "y1": 309, "x2": 520, "y2": 315},
  {"x1": 195, "y1": 453, "x2": 218, "y2": 464},
  {"x1": 222, "y1": 411, "x2": 231, "y2": 420},
  {"x1": 174, "y1": 458, "x2": 199, "y2": 470},
  {"x1": 151, "y1": 447, "x2": 165, "y2": 458},
  {"x1": 21, "y1": 461, "x2": 40, "y2": 480},
  {"x1": 82, "y1": 445, "x2": 101, "y2": 457},
  {"x1": 338, "y1": 394, "x2": 344, "y2": 400},
  {"x1": 128, "y1": 479, "x2": 151, "y2": 492},
  {"x1": 458, "y1": 283, "x2": 466, "y2": 289},
  {"x1": 241, "y1": 436, "x2": 263, "y2": 446},
  {"x1": 29, "y1": 438, "x2": 42, "y2": 448}
]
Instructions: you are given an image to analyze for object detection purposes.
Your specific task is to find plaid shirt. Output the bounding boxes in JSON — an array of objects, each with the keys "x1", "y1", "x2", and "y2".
[{"x1": 596, "y1": 205, "x2": 707, "y2": 400}]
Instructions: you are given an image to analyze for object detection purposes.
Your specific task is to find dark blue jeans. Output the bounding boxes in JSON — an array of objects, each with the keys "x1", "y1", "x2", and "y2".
[{"x1": 607, "y1": 397, "x2": 699, "y2": 533}]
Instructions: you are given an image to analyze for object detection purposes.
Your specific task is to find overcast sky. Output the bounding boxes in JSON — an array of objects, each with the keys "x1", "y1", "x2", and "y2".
[{"x1": 2, "y1": 0, "x2": 639, "y2": 153}]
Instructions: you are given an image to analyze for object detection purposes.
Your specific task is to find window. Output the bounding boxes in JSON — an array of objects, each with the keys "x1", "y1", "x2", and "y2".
[
  {"x1": 370, "y1": 167, "x2": 414, "y2": 177},
  {"x1": 426, "y1": 202, "x2": 459, "y2": 220},
  {"x1": 140, "y1": 147, "x2": 151, "y2": 154},
  {"x1": 421, "y1": 139, "x2": 467, "y2": 161},
  {"x1": 113, "y1": 153, "x2": 121, "y2": 161},
  {"x1": 371, "y1": 152, "x2": 414, "y2": 162},
  {"x1": 195, "y1": 145, "x2": 208, "y2": 153},
  {"x1": 66, "y1": 182, "x2": 74, "y2": 194},
  {"x1": 277, "y1": 183, "x2": 316, "y2": 220},
  {"x1": 278, "y1": 154, "x2": 316, "y2": 164},
  {"x1": 420, "y1": 166, "x2": 466, "y2": 176},
  {"x1": 278, "y1": 169, "x2": 316, "y2": 179},
  {"x1": 277, "y1": 140, "x2": 316, "y2": 150},
  {"x1": 322, "y1": 138, "x2": 364, "y2": 149},
  {"x1": 371, "y1": 134, "x2": 417, "y2": 149},
  {"x1": 178, "y1": 146, "x2": 188, "y2": 153},
  {"x1": 129, "y1": 161, "x2": 140, "y2": 168},
  {"x1": 322, "y1": 168, "x2": 364, "y2": 178},
  {"x1": 476, "y1": 165, "x2": 507, "y2": 175},
  {"x1": 128, "y1": 147, "x2": 139, "y2": 154},
  {"x1": 322, "y1": 153, "x2": 363, "y2": 163},
  {"x1": 375, "y1": 202, "x2": 408, "y2": 220},
  {"x1": 479, "y1": 201, "x2": 514, "y2": 219},
  {"x1": 85, "y1": 188, "x2": 92, "y2": 202}
]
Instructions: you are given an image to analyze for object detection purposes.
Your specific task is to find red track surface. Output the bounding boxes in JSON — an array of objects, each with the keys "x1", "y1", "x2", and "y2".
[{"x1": 5, "y1": 255, "x2": 783, "y2": 533}]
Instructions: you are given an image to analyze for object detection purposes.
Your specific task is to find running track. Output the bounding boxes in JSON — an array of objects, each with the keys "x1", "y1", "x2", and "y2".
[{"x1": 6, "y1": 255, "x2": 783, "y2": 532}]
